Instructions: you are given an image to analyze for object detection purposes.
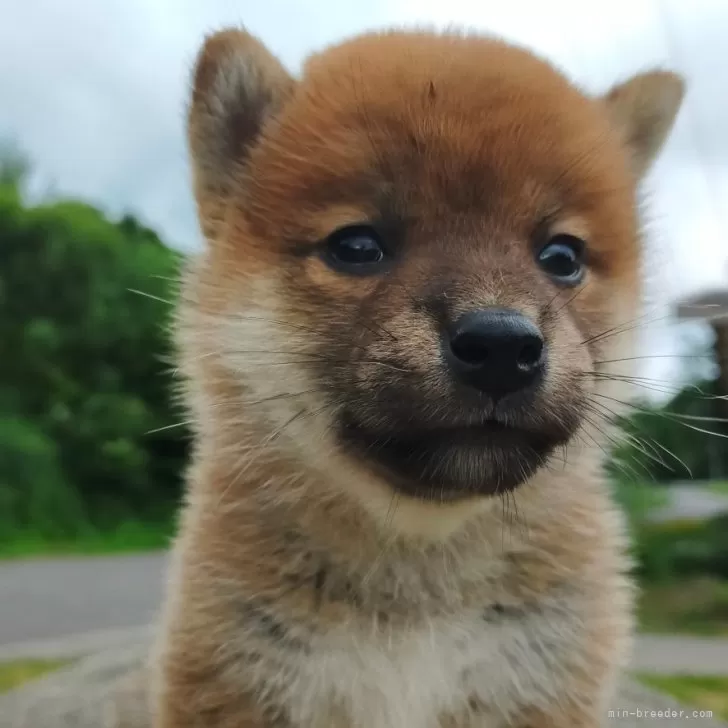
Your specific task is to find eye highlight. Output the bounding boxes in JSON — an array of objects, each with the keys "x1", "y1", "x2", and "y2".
[
  {"x1": 537, "y1": 234, "x2": 585, "y2": 285},
  {"x1": 323, "y1": 224, "x2": 388, "y2": 275}
]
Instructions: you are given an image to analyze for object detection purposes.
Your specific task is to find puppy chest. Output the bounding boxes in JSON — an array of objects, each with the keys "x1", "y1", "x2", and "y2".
[
  {"x1": 287, "y1": 621, "x2": 478, "y2": 728},
  {"x1": 282, "y1": 612, "x2": 570, "y2": 728}
]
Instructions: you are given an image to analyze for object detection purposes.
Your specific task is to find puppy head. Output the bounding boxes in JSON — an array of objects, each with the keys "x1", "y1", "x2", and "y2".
[{"x1": 182, "y1": 28, "x2": 684, "y2": 506}]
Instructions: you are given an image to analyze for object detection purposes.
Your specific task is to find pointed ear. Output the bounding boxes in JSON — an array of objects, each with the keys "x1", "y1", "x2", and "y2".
[
  {"x1": 187, "y1": 29, "x2": 295, "y2": 239},
  {"x1": 601, "y1": 70, "x2": 685, "y2": 179}
]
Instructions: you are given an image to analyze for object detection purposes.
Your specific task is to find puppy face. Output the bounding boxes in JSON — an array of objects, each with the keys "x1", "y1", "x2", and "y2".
[{"x1": 183, "y1": 29, "x2": 684, "y2": 503}]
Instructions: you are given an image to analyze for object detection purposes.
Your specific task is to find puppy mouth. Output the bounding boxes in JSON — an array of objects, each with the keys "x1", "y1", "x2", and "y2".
[{"x1": 338, "y1": 414, "x2": 572, "y2": 500}]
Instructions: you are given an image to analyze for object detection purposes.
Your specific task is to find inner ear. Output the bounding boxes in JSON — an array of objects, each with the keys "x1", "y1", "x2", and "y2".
[
  {"x1": 601, "y1": 70, "x2": 685, "y2": 179},
  {"x1": 187, "y1": 29, "x2": 295, "y2": 240}
]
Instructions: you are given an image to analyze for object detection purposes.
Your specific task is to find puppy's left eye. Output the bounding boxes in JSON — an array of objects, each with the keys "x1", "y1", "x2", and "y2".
[
  {"x1": 323, "y1": 225, "x2": 388, "y2": 275},
  {"x1": 537, "y1": 234, "x2": 585, "y2": 284}
]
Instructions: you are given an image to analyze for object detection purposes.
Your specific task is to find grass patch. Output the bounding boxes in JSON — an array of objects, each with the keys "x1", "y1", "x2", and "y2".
[
  {"x1": 638, "y1": 577, "x2": 728, "y2": 636},
  {"x1": 0, "y1": 519, "x2": 174, "y2": 560},
  {"x1": 709, "y1": 481, "x2": 728, "y2": 497},
  {"x1": 636, "y1": 673, "x2": 728, "y2": 721},
  {"x1": 0, "y1": 659, "x2": 72, "y2": 694}
]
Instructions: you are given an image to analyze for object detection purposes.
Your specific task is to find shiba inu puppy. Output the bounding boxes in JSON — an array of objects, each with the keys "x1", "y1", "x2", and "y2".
[{"x1": 152, "y1": 25, "x2": 684, "y2": 728}]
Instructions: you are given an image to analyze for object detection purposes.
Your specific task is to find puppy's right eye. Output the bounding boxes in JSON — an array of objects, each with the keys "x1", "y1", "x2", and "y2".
[{"x1": 323, "y1": 225, "x2": 388, "y2": 275}]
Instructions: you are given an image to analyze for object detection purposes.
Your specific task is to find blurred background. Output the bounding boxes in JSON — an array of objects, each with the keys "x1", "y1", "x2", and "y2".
[{"x1": 0, "y1": 0, "x2": 727, "y2": 718}]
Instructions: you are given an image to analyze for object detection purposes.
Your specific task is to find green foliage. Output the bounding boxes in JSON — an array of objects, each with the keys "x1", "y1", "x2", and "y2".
[
  {"x1": 607, "y1": 379, "x2": 728, "y2": 588},
  {"x1": 0, "y1": 417, "x2": 85, "y2": 539},
  {"x1": 0, "y1": 140, "x2": 30, "y2": 188},
  {"x1": 636, "y1": 674, "x2": 728, "y2": 721},
  {"x1": 638, "y1": 577, "x2": 728, "y2": 636},
  {"x1": 610, "y1": 379, "x2": 728, "y2": 483},
  {"x1": 632, "y1": 515, "x2": 728, "y2": 583},
  {"x1": 0, "y1": 520, "x2": 174, "y2": 559},
  {"x1": 0, "y1": 162, "x2": 188, "y2": 549},
  {"x1": 611, "y1": 478, "x2": 669, "y2": 526}
]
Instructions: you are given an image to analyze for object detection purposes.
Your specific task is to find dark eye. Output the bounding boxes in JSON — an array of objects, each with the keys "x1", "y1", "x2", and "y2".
[
  {"x1": 324, "y1": 225, "x2": 387, "y2": 274},
  {"x1": 537, "y1": 234, "x2": 585, "y2": 284}
]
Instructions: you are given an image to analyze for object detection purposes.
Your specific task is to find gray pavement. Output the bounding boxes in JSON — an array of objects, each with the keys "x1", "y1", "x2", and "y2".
[
  {"x1": 631, "y1": 634, "x2": 728, "y2": 675},
  {"x1": 0, "y1": 552, "x2": 167, "y2": 648},
  {"x1": 649, "y1": 483, "x2": 728, "y2": 523}
]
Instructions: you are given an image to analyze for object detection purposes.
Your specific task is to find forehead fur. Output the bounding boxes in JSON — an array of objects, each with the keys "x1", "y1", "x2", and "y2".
[
  {"x1": 239, "y1": 30, "x2": 637, "y2": 266},
  {"x1": 302, "y1": 29, "x2": 592, "y2": 110}
]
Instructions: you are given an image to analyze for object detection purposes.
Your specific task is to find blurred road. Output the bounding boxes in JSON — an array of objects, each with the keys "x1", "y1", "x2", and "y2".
[
  {"x1": 2, "y1": 549, "x2": 728, "y2": 674},
  {"x1": 649, "y1": 483, "x2": 728, "y2": 522},
  {"x1": 0, "y1": 552, "x2": 168, "y2": 648},
  {"x1": 632, "y1": 635, "x2": 728, "y2": 675}
]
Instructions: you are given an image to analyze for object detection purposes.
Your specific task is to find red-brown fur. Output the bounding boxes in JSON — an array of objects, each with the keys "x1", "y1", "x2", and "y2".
[{"x1": 151, "y1": 26, "x2": 685, "y2": 728}]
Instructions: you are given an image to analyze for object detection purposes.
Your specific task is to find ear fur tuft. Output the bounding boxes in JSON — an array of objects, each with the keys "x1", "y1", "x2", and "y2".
[
  {"x1": 602, "y1": 70, "x2": 686, "y2": 178},
  {"x1": 187, "y1": 29, "x2": 295, "y2": 239}
]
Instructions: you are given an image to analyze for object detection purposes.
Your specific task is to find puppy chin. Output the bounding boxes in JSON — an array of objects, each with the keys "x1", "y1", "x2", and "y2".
[{"x1": 337, "y1": 416, "x2": 573, "y2": 501}]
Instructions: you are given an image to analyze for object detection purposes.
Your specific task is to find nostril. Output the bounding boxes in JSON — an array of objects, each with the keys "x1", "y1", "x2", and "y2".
[
  {"x1": 516, "y1": 337, "x2": 544, "y2": 371},
  {"x1": 450, "y1": 332, "x2": 491, "y2": 366}
]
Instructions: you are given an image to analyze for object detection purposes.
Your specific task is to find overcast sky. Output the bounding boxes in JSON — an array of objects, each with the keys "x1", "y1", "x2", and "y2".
[{"x1": 1, "y1": 0, "x2": 726, "y2": 393}]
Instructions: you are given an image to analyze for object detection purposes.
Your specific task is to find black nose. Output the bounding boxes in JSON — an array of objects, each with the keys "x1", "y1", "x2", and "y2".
[{"x1": 445, "y1": 308, "x2": 545, "y2": 397}]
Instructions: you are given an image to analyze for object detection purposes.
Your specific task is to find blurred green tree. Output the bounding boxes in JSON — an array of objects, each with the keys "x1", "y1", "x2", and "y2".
[{"x1": 0, "y1": 151, "x2": 188, "y2": 545}]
